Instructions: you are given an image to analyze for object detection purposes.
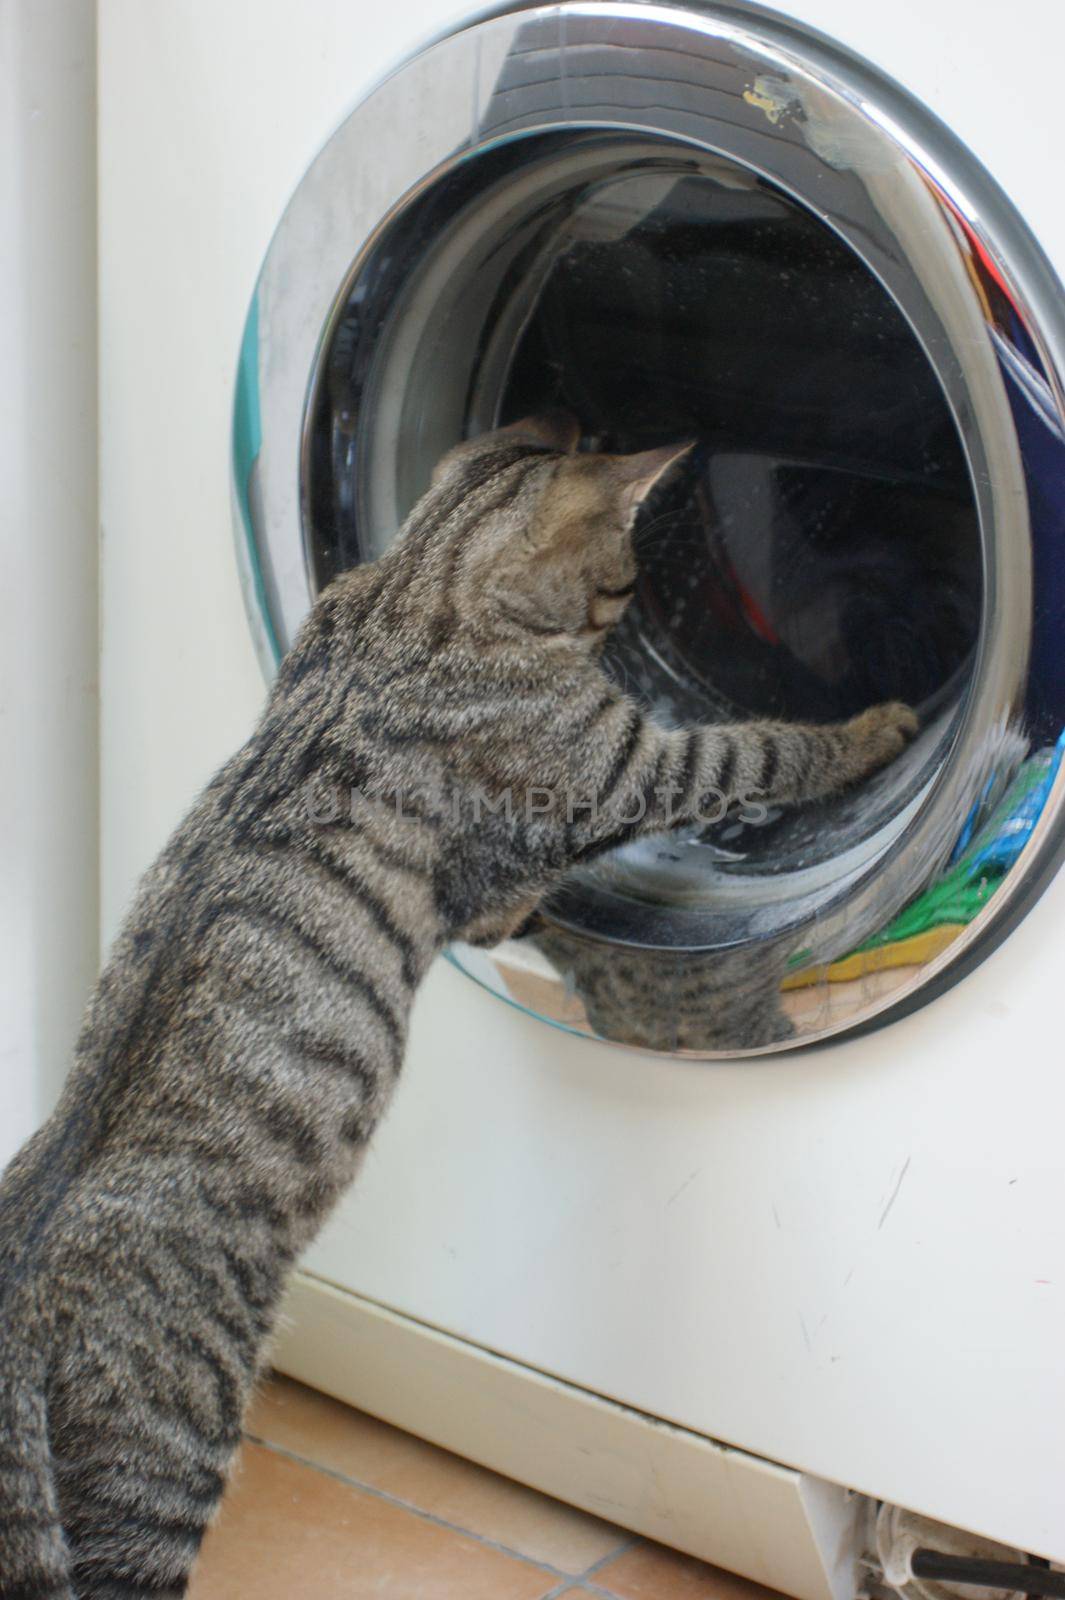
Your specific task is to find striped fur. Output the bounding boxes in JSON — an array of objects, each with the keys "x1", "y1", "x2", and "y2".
[
  {"x1": 0, "y1": 415, "x2": 915, "y2": 1595},
  {"x1": 530, "y1": 926, "x2": 798, "y2": 1053}
]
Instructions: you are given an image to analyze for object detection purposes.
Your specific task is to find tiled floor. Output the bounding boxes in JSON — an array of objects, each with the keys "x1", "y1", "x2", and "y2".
[{"x1": 190, "y1": 1373, "x2": 788, "y2": 1599}]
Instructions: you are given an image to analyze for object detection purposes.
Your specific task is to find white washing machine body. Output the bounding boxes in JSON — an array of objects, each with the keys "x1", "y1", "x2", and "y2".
[{"x1": 99, "y1": 0, "x2": 1065, "y2": 1575}]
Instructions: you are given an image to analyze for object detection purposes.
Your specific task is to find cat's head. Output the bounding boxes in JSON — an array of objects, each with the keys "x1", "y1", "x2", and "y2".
[{"x1": 428, "y1": 414, "x2": 692, "y2": 645}]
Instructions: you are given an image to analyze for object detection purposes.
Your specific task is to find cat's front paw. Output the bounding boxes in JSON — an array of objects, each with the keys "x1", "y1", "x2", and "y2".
[{"x1": 847, "y1": 701, "x2": 919, "y2": 778}]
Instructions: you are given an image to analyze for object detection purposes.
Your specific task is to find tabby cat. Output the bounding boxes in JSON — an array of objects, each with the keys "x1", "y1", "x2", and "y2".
[{"x1": 0, "y1": 412, "x2": 916, "y2": 1597}]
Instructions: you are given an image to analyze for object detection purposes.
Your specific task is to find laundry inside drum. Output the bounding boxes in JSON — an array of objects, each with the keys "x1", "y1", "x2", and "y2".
[{"x1": 304, "y1": 131, "x2": 984, "y2": 951}]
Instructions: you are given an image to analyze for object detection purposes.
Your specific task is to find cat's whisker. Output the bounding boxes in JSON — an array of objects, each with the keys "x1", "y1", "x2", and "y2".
[
  {"x1": 633, "y1": 511, "x2": 702, "y2": 544},
  {"x1": 633, "y1": 525, "x2": 710, "y2": 556}
]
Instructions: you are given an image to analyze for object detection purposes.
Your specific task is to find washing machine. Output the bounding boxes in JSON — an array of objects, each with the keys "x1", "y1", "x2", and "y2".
[{"x1": 99, "y1": 0, "x2": 1065, "y2": 1590}]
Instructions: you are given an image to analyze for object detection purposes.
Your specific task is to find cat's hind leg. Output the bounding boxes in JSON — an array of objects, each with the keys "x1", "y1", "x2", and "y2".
[
  {"x1": 0, "y1": 1343, "x2": 75, "y2": 1600},
  {"x1": 47, "y1": 1300, "x2": 242, "y2": 1598},
  {"x1": 51, "y1": 1365, "x2": 233, "y2": 1596}
]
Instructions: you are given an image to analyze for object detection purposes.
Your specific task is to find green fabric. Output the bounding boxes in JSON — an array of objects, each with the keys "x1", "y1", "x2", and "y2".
[
  {"x1": 856, "y1": 752, "x2": 1053, "y2": 953},
  {"x1": 786, "y1": 746, "x2": 1059, "y2": 971}
]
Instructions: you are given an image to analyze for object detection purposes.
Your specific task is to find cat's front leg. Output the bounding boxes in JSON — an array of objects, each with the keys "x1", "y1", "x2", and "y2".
[
  {"x1": 672, "y1": 701, "x2": 919, "y2": 815},
  {"x1": 568, "y1": 699, "x2": 917, "y2": 859},
  {"x1": 701, "y1": 702, "x2": 918, "y2": 811}
]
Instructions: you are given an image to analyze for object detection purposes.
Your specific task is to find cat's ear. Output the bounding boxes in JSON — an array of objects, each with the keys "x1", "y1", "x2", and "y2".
[
  {"x1": 612, "y1": 442, "x2": 694, "y2": 514},
  {"x1": 492, "y1": 410, "x2": 581, "y2": 454}
]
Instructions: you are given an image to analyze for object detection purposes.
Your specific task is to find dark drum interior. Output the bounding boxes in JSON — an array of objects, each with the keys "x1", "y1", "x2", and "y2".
[{"x1": 500, "y1": 171, "x2": 980, "y2": 720}]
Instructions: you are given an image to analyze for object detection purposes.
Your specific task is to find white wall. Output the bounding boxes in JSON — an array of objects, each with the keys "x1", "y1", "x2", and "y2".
[
  {"x1": 96, "y1": 0, "x2": 473, "y2": 944},
  {"x1": 0, "y1": 0, "x2": 99, "y2": 1167}
]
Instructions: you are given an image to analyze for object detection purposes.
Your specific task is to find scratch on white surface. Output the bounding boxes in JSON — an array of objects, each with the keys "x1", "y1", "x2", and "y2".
[
  {"x1": 798, "y1": 1313, "x2": 812, "y2": 1352},
  {"x1": 667, "y1": 1169, "x2": 701, "y2": 1206},
  {"x1": 771, "y1": 1202, "x2": 782, "y2": 1230},
  {"x1": 878, "y1": 1155, "x2": 912, "y2": 1230}
]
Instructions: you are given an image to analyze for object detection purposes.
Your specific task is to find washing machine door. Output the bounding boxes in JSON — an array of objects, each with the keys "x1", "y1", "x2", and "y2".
[{"x1": 233, "y1": 0, "x2": 1065, "y2": 1056}]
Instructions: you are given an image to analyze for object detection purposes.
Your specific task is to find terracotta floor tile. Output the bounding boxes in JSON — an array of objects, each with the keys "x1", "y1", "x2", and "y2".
[
  {"x1": 246, "y1": 1375, "x2": 430, "y2": 1482},
  {"x1": 247, "y1": 1373, "x2": 628, "y2": 1573},
  {"x1": 594, "y1": 1542, "x2": 785, "y2": 1600},
  {"x1": 190, "y1": 1441, "x2": 561, "y2": 1600}
]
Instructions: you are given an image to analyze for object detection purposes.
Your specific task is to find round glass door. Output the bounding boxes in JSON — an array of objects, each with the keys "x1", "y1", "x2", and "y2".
[{"x1": 234, "y1": 1, "x2": 1065, "y2": 1053}]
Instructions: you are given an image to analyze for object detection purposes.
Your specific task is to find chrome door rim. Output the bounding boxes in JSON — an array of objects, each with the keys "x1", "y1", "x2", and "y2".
[{"x1": 233, "y1": 0, "x2": 1065, "y2": 1054}]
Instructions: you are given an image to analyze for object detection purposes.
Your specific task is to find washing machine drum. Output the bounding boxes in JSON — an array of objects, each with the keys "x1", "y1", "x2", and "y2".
[{"x1": 234, "y1": 0, "x2": 1065, "y2": 1055}]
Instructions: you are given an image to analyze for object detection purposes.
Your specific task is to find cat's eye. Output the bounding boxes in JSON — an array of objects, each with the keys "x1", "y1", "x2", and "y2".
[{"x1": 235, "y1": 2, "x2": 1065, "y2": 1055}]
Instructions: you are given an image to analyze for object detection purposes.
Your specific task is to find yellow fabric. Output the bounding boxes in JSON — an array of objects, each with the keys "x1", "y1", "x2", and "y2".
[{"x1": 781, "y1": 924, "x2": 966, "y2": 990}]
